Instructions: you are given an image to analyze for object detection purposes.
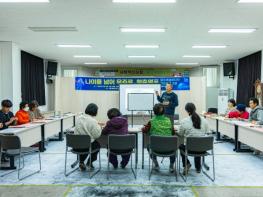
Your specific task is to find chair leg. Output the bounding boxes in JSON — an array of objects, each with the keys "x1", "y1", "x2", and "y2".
[
  {"x1": 18, "y1": 151, "x2": 41, "y2": 181},
  {"x1": 202, "y1": 152, "x2": 215, "y2": 182},
  {"x1": 64, "y1": 151, "x2": 79, "y2": 177},
  {"x1": 179, "y1": 153, "x2": 187, "y2": 182},
  {"x1": 174, "y1": 154, "x2": 178, "y2": 182},
  {"x1": 107, "y1": 151, "x2": 110, "y2": 180},
  {"x1": 148, "y1": 152, "x2": 152, "y2": 180},
  {"x1": 89, "y1": 151, "x2": 101, "y2": 179},
  {"x1": 130, "y1": 152, "x2": 136, "y2": 179}
]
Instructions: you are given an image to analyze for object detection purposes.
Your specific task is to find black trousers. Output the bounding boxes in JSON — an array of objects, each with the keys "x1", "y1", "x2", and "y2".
[
  {"x1": 179, "y1": 144, "x2": 205, "y2": 170},
  {"x1": 147, "y1": 147, "x2": 176, "y2": 164},
  {"x1": 73, "y1": 140, "x2": 100, "y2": 164}
]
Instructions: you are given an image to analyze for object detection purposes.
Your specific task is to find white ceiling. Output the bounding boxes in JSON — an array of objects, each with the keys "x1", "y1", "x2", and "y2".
[{"x1": 0, "y1": 0, "x2": 263, "y2": 68}]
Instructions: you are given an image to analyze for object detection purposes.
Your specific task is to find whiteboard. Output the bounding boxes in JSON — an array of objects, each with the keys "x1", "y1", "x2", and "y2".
[
  {"x1": 128, "y1": 93, "x2": 154, "y2": 111},
  {"x1": 119, "y1": 84, "x2": 161, "y2": 115}
]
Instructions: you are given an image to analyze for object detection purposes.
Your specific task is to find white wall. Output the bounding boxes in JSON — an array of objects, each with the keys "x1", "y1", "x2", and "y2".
[
  {"x1": 0, "y1": 41, "x2": 21, "y2": 112},
  {"x1": 55, "y1": 76, "x2": 206, "y2": 122}
]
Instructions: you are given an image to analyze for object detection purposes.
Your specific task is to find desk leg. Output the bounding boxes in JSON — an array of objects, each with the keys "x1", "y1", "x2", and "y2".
[
  {"x1": 142, "y1": 133, "x2": 144, "y2": 169},
  {"x1": 59, "y1": 119, "x2": 64, "y2": 141},
  {"x1": 39, "y1": 125, "x2": 46, "y2": 152},
  {"x1": 0, "y1": 156, "x2": 16, "y2": 170},
  {"x1": 135, "y1": 133, "x2": 138, "y2": 169},
  {"x1": 234, "y1": 125, "x2": 238, "y2": 152},
  {"x1": 216, "y1": 119, "x2": 221, "y2": 141}
]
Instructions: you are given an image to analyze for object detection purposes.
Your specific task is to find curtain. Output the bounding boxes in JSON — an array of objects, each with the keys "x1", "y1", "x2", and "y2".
[
  {"x1": 21, "y1": 51, "x2": 46, "y2": 105},
  {"x1": 237, "y1": 51, "x2": 262, "y2": 105}
]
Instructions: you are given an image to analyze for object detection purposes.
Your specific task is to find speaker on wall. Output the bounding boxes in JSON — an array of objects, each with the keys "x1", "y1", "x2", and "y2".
[
  {"x1": 223, "y1": 62, "x2": 235, "y2": 79},
  {"x1": 47, "y1": 61, "x2": 58, "y2": 76}
]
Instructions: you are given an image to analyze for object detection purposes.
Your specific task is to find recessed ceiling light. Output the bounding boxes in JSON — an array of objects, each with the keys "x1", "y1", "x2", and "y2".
[
  {"x1": 113, "y1": 0, "x2": 175, "y2": 3},
  {"x1": 176, "y1": 63, "x2": 199, "y2": 65},
  {"x1": 128, "y1": 55, "x2": 156, "y2": 58},
  {"x1": 74, "y1": 55, "x2": 101, "y2": 58},
  {"x1": 120, "y1": 28, "x2": 166, "y2": 33},
  {"x1": 125, "y1": 45, "x2": 159, "y2": 48},
  {"x1": 84, "y1": 62, "x2": 107, "y2": 65},
  {"x1": 57, "y1": 44, "x2": 92, "y2": 48},
  {"x1": 192, "y1": 45, "x2": 227, "y2": 49},
  {"x1": 208, "y1": 28, "x2": 256, "y2": 33},
  {"x1": 0, "y1": 0, "x2": 49, "y2": 2},
  {"x1": 183, "y1": 55, "x2": 211, "y2": 58},
  {"x1": 238, "y1": 0, "x2": 263, "y2": 3}
]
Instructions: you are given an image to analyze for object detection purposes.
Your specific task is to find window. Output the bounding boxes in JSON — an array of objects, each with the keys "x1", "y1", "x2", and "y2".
[
  {"x1": 203, "y1": 67, "x2": 219, "y2": 87},
  {"x1": 63, "y1": 69, "x2": 77, "y2": 78}
]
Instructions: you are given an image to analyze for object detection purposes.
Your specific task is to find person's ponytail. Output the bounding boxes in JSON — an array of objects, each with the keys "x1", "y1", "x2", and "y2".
[{"x1": 185, "y1": 103, "x2": 201, "y2": 129}]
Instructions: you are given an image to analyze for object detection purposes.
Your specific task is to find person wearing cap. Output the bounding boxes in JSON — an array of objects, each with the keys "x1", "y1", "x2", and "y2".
[{"x1": 228, "y1": 104, "x2": 249, "y2": 119}]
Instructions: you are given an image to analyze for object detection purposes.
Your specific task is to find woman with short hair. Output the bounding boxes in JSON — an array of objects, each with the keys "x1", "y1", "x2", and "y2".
[{"x1": 74, "y1": 103, "x2": 102, "y2": 171}]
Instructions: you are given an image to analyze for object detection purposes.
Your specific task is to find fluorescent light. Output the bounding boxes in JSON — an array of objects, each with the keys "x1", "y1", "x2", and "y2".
[
  {"x1": 192, "y1": 45, "x2": 227, "y2": 49},
  {"x1": 84, "y1": 62, "x2": 107, "y2": 65},
  {"x1": 176, "y1": 63, "x2": 199, "y2": 65},
  {"x1": 128, "y1": 55, "x2": 156, "y2": 58},
  {"x1": 113, "y1": 0, "x2": 175, "y2": 3},
  {"x1": 183, "y1": 55, "x2": 211, "y2": 58},
  {"x1": 74, "y1": 55, "x2": 101, "y2": 58},
  {"x1": 57, "y1": 44, "x2": 92, "y2": 48},
  {"x1": 208, "y1": 28, "x2": 256, "y2": 33},
  {"x1": 0, "y1": 0, "x2": 49, "y2": 2},
  {"x1": 125, "y1": 45, "x2": 159, "y2": 49},
  {"x1": 238, "y1": 0, "x2": 263, "y2": 3},
  {"x1": 120, "y1": 28, "x2": 166, "y2": 33}
]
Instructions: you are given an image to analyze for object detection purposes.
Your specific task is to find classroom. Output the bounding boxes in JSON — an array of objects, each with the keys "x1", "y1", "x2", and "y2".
[{"x1": 0, "y1": 0, "x2": 263, "y2": 197}]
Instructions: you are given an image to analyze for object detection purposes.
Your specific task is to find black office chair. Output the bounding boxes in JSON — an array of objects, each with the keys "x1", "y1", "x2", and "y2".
[
  {"x1": 64, "y1": 134, "x2": 101, "y2": 178},
  {"x1": 107, "y1": 134, "x2": 137, "y2": 179},
  {"x1": 207, "y1": 108, "x2": 218, "y2": 114},
  {"x1": 179, "y1": 136, "x2": 215, "y2": 182},
  {"x1": 0, "y1": 134, "x2": 41, "y2": 180},
  {"x1": 148, "y1": 135, "x2": 179, "y2": 181}
]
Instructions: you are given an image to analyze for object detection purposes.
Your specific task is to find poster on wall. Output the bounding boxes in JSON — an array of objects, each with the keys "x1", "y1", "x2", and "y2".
[{"x1": 75, "y1": 77, "x2": 190, "y2": 91}]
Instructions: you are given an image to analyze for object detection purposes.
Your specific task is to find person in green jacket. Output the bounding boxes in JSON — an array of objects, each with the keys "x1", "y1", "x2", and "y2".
[{"x1": 142, "y1": 103, "x2": 175, "y2": 173}]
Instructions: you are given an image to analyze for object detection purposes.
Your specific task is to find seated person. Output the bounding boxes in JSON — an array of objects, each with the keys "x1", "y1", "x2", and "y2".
[
  {"x1": 15, "y1": 101, "x2": 30, "y2": 125},
  {"x1": 249, "y1": 97, "x2": 263, "y2": 125},
  {"x1": 176, "y1": 103, "x2": 209, "y2": 175},
  {"x1": 102, "y1": 108, "x2": 129, "y2": 169},
  {"x1": 0, "y1": 99, "x2": 17, "y2": 130},
  {"x1": 0, "y1": 99, "x2": 18, "y2": 162},
  {"x1": 74, "y1": 103, "x2": 101, "y2": 171},
  {"x1": 142, "y1": 103, "x2": 176, "y2": 173},
  {"x1": 31, "y1": 100, "x2": 44, "y2": 119},
  {"x1": 224, "y1": 99, "x2": 237, "y2": 116},
  {"x1": 29, "y1": 101, "x2": 44, "y2": 121},
  {"x1": 228, "y1": 104, "x2": 249, "y2": 119}
]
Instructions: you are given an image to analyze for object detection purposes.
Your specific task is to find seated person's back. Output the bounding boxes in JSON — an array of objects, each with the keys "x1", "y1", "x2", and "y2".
[
  {"x1": 102, "y1": 108, "x2": 128, "y2": 135},
  {"x1": 142, "y1": 103, "x2": 173, "y2": 136}
]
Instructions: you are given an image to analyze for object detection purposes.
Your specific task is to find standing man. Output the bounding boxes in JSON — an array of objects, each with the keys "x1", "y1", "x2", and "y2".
[{"x1": 156, "y1": 83, "x2": 179, "y2": 126}]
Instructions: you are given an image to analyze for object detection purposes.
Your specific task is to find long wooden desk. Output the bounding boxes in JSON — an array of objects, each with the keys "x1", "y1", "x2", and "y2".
[
  {"x1": 0, "y1": 113, "x2": 77, "y2": 169},
  {"x1": 204, "y1": 115, "x2": 263, "y2": 152},
  {"x1": 0, "y1": 123, "x2": 43, "y2": 169}
]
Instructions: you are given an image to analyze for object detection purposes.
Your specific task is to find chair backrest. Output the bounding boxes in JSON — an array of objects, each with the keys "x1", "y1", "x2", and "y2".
[
  {"x1": 150, "y1": 135, "x2": 178, "y2": 153},
  {"x1": 143, "y1": 133, "x2": 150, "y2": 148},
  {"x1": 0, "y1": 135, "x2": 21, "y2": 150},
  {"x1": 66, "y1": 134, "x2": 91, "y2": 149},
  {"x1": 186, "y1": 136, "x2": 214, "y2": 152},
  {"x1": 207, "y1": 108, "x2": 218, "y2": 114},
  {"x1": 108, "y1": 134, "x2": 136, "y2": 150},
  {"x1": 174, "y1": 114, "x2": 180, "y2": 121}
]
